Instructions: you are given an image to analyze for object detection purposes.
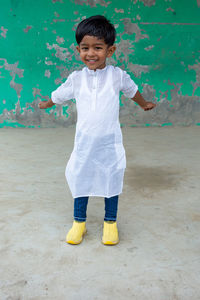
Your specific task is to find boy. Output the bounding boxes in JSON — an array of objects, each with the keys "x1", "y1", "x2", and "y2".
[{"x1": 39, "y1": 15, "x2": 156, "y2": 245}]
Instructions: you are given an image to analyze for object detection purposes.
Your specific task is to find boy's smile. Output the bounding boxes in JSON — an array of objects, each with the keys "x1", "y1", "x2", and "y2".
[{"x1": 76, "y1": 35, "x2": 116, "y2": 71}]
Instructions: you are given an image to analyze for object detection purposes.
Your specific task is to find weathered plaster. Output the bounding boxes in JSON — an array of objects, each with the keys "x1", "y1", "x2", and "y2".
[
  {"x1": 74, "y1": 0, "x2": 111, "y2": 7},
  {"x1": 134, "y1": 0, "x2": 156, "y2": 7},
  {"x1": 0, "y1": 0, "x2": 200, "y2": 127},
  {"x1": 128, "y1": 63, "x2": 150, "y2": 78},
  {"x1": 1, "y1": 26, "x2": 8, "y2": 38},
  {"x1": 166, "y1": 7, "x2": 175, "y2": 13},
  {"x1": 115, "y1": 39, "x2": 135, "y2": 63},
  {"x1": 188, "y1": 61, "x2": 200, "y2": 96},
  {"x1": 53, "y1": 19, "x2": 66, "y2": 23},
  {"x1": 54, "y1": 64, "x2": 72, "y2": 84},
  {"x1": 120, "y1": 84, "x2": 200, "y2": 127},
  {"x1": 56, "y1": 36, "x2": 65, "y2": 44},
  {"x1": 23, "y1": 26, "x2": 33, "y2": 33},
  {"x1": 0, "y1": 59, "x2": 24, "y2": 98},
  {"x1": 114, "y1": 8, "x2": 124, "y2": 13},
  {"x1": 52, "y1": 0, "x2": 63, "y2": 3},
  {"x1": 144, "y1": 45, "x2": 154, "y2": 51},
  {"x1": 46, "y1": 43, "x2": 72, "y2": 62},
  {"x1": 45, "y1": 70, "x2": 51, "y2": 78},
  {"x1": 122, "y1": 19, "x2": 149, "y2": 42}
]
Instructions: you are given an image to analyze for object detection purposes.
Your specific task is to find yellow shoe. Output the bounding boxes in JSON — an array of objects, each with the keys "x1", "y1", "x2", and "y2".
[
  {"x1": 102, "y1": 221, "x2": 119, "y2": 245},
  {"x1": 66, "y1": 220, "x2": 87, "y2": 245}
]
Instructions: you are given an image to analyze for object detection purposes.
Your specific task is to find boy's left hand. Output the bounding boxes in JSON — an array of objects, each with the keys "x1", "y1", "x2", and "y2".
[{"x1": 142, "y1": 102, "x2": 156, "y2": 111}]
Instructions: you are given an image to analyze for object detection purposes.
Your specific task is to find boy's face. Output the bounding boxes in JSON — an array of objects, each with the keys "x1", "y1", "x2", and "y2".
[{"x1": 76, "y1": 35, "x2": 116, "y2": 71}]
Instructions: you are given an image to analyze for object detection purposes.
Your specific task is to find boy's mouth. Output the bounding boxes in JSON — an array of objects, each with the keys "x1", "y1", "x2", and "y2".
[{"x1": 86, "y1": 59, "x2": 97, "y2": 63}]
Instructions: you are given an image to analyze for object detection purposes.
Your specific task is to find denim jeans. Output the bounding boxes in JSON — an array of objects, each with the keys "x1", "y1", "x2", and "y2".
[{"x1": 74, "y1": 195, "x2": 119, "y2": 222}]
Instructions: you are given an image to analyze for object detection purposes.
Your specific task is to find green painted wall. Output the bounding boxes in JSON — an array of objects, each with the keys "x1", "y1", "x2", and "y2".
[{"x1": 0, "y1": 0, "x2": 200, "y2": 127}]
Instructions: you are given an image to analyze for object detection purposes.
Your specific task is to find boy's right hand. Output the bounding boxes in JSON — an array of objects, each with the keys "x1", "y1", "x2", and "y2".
[
  {"x1": 38, "y1": 99, "x2": 55, "y2": 109},
  {"x1": 38, "y1": 101, "x2": 48, "y2": 109}
]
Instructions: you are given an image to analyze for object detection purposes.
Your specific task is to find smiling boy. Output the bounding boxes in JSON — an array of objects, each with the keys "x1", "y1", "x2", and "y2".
[
  {"x1": 77, "y1": 35, "x2": 115, "y2": 70},
  {"x1": 39, "y1": 15, "x2": 156, "y2": 245}
]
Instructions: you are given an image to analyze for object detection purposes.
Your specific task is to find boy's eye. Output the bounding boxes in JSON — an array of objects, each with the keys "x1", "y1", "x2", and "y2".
[
  {"x1": 95, "y1": 47, "x2": 102, "y2": 50},
  {"x1": 81, "y1": 47, "x2": 88, "y2": 50}
]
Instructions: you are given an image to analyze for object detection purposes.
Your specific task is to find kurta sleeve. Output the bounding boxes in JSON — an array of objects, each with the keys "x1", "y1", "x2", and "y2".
[
  {"x1": 120, "y1": 69, "x2": 138, "y2": 98},
  {"x1": 51, "y1": 73, "x2": 74, "y2": 104}
]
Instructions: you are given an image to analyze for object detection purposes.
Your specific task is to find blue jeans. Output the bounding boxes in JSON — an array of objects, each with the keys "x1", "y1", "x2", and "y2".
[{"x1": 74, "y1": 195, "x2": 119, "y2": 222}]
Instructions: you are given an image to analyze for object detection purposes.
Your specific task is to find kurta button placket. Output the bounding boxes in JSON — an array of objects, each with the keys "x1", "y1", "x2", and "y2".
[{"x1": 91, "y1": 72, "x2": 97, "y2": 111}]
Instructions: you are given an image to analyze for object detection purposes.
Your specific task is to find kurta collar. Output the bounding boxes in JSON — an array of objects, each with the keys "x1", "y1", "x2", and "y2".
[{"x1": 86, "y1": 65, "x2": 108, "y2": 75}]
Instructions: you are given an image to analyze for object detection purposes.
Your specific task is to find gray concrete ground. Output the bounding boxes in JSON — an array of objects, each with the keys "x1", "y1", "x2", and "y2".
[{"x1": 0, "y1": 127, "x2": 200, "y2": 300}]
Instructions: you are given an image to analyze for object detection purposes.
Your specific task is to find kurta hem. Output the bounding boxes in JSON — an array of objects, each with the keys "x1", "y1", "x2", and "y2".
[{"x1": 72, "y1": 192, "x2": 123, "y2": 199}]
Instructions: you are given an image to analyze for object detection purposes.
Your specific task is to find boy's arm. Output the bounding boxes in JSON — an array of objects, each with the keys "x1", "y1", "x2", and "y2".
[
  {"x1": 38, "y1": 98, "x2": 55, "y2": 109},
  {"x1": 131, "y1": 90, "x2": 156, "y2": 111}
]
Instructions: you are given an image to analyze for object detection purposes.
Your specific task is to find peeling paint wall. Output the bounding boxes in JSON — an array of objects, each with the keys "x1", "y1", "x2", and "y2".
[{"x1": 0, "y1": 0, "x2": 200, "y2": 128}]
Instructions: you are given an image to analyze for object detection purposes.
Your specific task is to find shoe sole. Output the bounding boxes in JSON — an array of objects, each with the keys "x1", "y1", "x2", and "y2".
[
  {"x1": 102, "y1": 239, "x2": 119, "y2": 246},
  {"x1": 66, "y1": 228, "x2": 87, "y2": 245}
]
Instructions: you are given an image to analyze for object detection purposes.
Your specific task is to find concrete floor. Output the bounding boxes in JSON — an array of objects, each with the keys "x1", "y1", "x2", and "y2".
[{"x1": 0, "y1": 127, "x2": 200, "y2": 300}]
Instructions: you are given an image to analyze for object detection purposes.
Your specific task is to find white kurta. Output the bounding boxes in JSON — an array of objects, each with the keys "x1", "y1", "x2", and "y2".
[{"x1": 51, "y1": 65, "x2": 138, "y2": 198}]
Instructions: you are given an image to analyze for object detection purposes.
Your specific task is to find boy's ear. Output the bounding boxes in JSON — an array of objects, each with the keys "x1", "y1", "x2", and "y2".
[
  {"x1": 107, "y1": 45, "x2": 116, "y2": 57},
  {"x1": 76, "y1": 45, "x2": 80, "y2": 53}
]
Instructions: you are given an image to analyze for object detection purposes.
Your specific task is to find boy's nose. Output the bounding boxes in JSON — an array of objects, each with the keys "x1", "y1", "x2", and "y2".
[{"x1": 87, "y1": 48, "x2": 95, "y2": 57}]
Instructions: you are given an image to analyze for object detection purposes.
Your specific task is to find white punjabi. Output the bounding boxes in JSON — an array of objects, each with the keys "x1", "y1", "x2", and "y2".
[{"x1": 51, "y1": 65, "x2": 138, "y2": 198}]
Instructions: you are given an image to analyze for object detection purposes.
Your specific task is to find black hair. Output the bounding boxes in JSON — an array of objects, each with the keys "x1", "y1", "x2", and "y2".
[{"x1": 75, "y1": 15, "x2": 116, "y2": 46}]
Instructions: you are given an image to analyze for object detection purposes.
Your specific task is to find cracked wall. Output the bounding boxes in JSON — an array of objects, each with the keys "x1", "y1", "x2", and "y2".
[{"x1": 0, "y1": 0, "x2": 200, "y2": 128}]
